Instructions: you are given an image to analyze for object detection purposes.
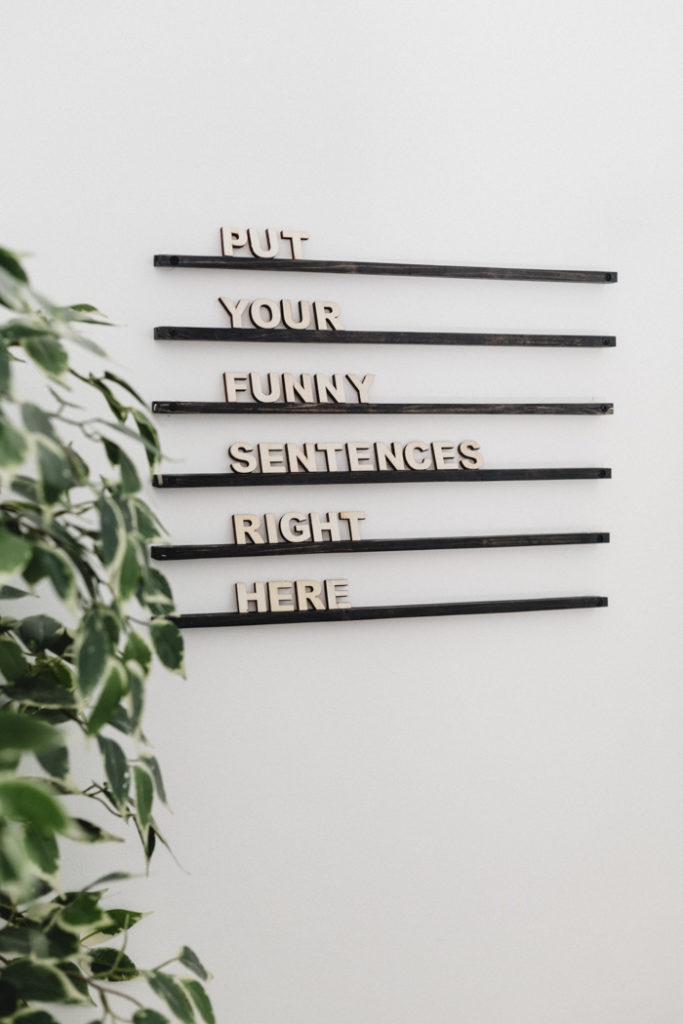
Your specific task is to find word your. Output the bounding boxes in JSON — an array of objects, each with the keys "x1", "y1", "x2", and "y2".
[
  {"x1": 235, "y1": 579, "x2": 350, "y2": 613},
  {"x1": 223, "y1": 372, "x2": 373, "y2": 404},
  {"x1": 221, "y1": 227, "x2": 309, "y2": 260},
  {"x1": 232, "y1": 511, "x2": 366, "y2": 545},
  {"x1": 227, "y1": 440, "x2": 483, "y2": 474},
  {"x1": 219, "y1": 297, "x2": 343, "y2": 331}
]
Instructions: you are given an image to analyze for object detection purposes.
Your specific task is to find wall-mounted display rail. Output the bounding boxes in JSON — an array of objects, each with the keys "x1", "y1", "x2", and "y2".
[
  {"x1": 152, "y1": 400, "x2": 613, "y2": 416},
  {"x1": 155, "y1": 327, "x2": 616, "y2": 348},
  {"x1": 154, "y1": 254, "x2": 616, "y2": 284},
  {"x1": 151, "y1": 531, "x2": 610, "y2": 562},
  {"x1": 171, "y1": 595, "x2": 608, "y2": 629},
  {"x1": 153, "y1": 467, "x2": 611, "y2": 488},
  {"x1": 152, "y1": 227, "x2": 614, "y2": 628}
]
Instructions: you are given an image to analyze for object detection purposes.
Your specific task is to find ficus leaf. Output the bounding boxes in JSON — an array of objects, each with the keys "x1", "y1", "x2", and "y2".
[
  {"x1": 0, "y1": 778, "x2": 67, "y2": 831},
  {"x1": 133, "y1": 1011, "x2": 170, "y2": 1024},
  {"x1": 0, "y1": 246, "x2": 29, "y2": 283},
  {"x1": 149, "y1": 620, "x2": 185, "y2": 675},
  {"x1": 87, "y1": 662, "x2": 126, "y2": 736},
  {"x1": 124, "y1": 631, "x2": 152, "y2": 672},
  {"x1": 24, "y1": 544, "x2": 77, "y2": 604},
  {"x1": 0, "y1": 709, "x2": 60, "y2": 751},
  {"x1": 21, "y1": 334, "x2": 68, "y2": 378},
  {"x1": 89, "y1": 946, "x2": 138, "y2": 981},
  {"x1": 119, "y1": 538, "x2": 141, "y2": 601},
  {"x1": 147, "y1": 972, "x2": 195, "y2": 1024},
  {"x1": 24, "y1": 824, "x2": 60, "y2": 878},
  {"x1": 182, "y1": 978, "x2": 216, "y2": 1024},
  {"x1": 0, "y1": 524, "x2": 31, "y2": 579},
  {"x1": 62, "y1": 818, "x2": 123, "y2": 844},
  {"x1": 0, "y1": 636, "x2": 30, "y2": 680},
  {"x1": 13, "y1": 1011, "x2": 62, "y2": 1024},
  {"x1": 36, "y1": 436, "x2": 74, "y2": 503},
  {"x1": 178, "y1": 946, "x2": 210, "y2": 982},
  {"x1": 0, "y1": 415, "x2": 28, "y2": 468},
  {"x1": 97, "y1": 735, "x2": 130, "y2": 810},
  {"x1": 17, "y1": 614, "x2": 70, "y2": 655},
  {"x1": 77, "y1": 608, "x2": 113, "y2": 697},
  {"x1": 36, "y1": 743, "x2": 70, "y2": 780},
  {"x1": 141, "y1": 754, "x2": 167, "y2": 806},
  {"x1": 95, "y1": 907, "x2": 146, "y2": 937},
  {"x1": 0, "y1": 960, "x2": 88, "y2": 1005},
  {"x1": 98, "y1": 493, "x2": 125, "y2": 568},
  {"x1": 133, "y1": 764, "x2": 154, "y2": 836}
]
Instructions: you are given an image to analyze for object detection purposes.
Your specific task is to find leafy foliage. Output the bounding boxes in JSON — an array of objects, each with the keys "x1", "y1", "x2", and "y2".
[{"x1": 0, "y1": 249, "x2": 213, "y2": 1023}]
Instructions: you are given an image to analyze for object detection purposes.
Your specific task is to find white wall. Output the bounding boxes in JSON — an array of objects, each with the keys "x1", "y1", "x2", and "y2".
[{"x1": 4, "y1": 1, "x2": 683, "y2": 1021}]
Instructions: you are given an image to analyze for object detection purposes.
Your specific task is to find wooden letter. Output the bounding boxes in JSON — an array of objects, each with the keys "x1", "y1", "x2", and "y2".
[
  {"x1": 375, "y1": 441, "x2": 405, "y2": 471},
  {"x1": 258, "y1": 443, "x2": 286, "y2": 473},
  {"x1": 286, "y1": 442, "x2": 318, "y2": 472},
  {"x1": 283, "y1": 373, "x2": 316, "y2": 403},
  {"x1": 268, "y1": 581, "x2": 295, "y2": 612},
  {"x1": 346, "y1": 374, "x2": 374, "y2": 402},
  {"x1": 339, "y1": 511, "x2": 366, "y2": 540},
  {"x1": 458, "y1": 440, "x2": 484, "y2": 469},
  {"x1": 280, "y1": 230, "x2": 309, "y2": 259},
  {"x1": 316, "y1": 442, "x2": 345, "y2": 471},
  {"x1": 219, "y1": 297, "x2": 249, "y2": 327},
  {"x1": 432, "y1": 441, "x2": 458, "y2": 469},
  {"x1": 220, "y1": 228, "x2": 247, "y2": 256},
  {"x1": 249, "y1": 299, "x2": 281, "y2": 329},
  {"x1": 232, "y1": 513, "x2": 264, "y2": 544},
  {"x1": 264, "y1": 514, "x2": 279, "y2": 543},
  {"x1": 250, "y1": 372, "x2": 281, "y2": 403},
  {"x1": 405, "y1": 442, "x2": 432, "y2": 470},
  {"x1": 325, "y1": 579, "x2": 351, "y2": 609},
  {"x1": 313, "y1": 301, "x2": 343, "y2": 331},
  {"x1": 281, "y1": 299, "x2": 312, "y2": 330},
  {"x1": 247, "y1": 228, "x2": 279, "y2": 259},
  {"x1": 315, "y1": 373, "x2": 346, "y2": 403},
  {"x1": 280, "y1": 513, "x2": 311, "y2": 543},
  {"x1": 223, "y1": 372, "x2": 249, "y2": 402},
  {"x1": 347, "y1": 442, "x2": 373, "y2": 471},
  {"x1": 235, "y1": 581, "x2": 268, "y2": 613},
  {"x1": 228, "y1": 443, "x2": 257, "y2": 473},
  {"x1": 311, "y1": 513, "x2": 341, "y2": 542},
  {"x1": 295, "y1": 579, "x2": 325, "y2": 611}
]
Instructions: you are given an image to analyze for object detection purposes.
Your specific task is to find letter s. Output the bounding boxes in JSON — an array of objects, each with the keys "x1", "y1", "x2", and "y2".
[{"x1": 458, "y1": 440, "x2": 483, "y2": 470}]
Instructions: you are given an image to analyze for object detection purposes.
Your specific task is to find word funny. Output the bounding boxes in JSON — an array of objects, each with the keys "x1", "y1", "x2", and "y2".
[{"x1": 223, "y1": 372, "x2": 373, "y2": 404}]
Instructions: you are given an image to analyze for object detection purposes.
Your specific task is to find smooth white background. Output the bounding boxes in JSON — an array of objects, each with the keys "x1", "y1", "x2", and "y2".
[{"x1": 3, "y1": 1, "x2": 683, "y2": 1021}]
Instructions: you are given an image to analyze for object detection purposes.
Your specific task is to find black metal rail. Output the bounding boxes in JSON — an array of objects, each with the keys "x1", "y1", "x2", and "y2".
[
  {"x1": 155, "y1": 327, "x2": 616, "y2": 347},
  {"x1": 152, "y1": 401, "x2": 613, "y2": 416},
  {"x1": 172, "y1": 595, "x2": 608, "y2": 629},
  {"x1": 154, "y1": 254, "x2": 617, "y2": 284},
  {"x1": 153, "y1": 467, "x2": 611, "y2": 488},
  {"x1": 151, "y1": 531, "x2": 610, "y2": 561}
]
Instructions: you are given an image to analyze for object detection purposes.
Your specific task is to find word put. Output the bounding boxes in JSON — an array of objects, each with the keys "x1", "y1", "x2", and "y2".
[
  {"x1": 235, "y1": 579, "x2": 351, "y2": 613},
  {"x1": 223, "y1": 372, "x2": 373, "y2": 404},
  {"x1": 219, "y1": 297, "x2": 343, "y2": 331},
  {"x1": 221, "y1": 227, "x2": 309, "y2": 259},
  {"x1": 232, "y1": 511, "x2": 366, "y2": 545}
]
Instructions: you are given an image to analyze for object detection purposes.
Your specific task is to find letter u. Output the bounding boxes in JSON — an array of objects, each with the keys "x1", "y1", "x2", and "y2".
[
  {"x1": 248, "y1": 228, "x2": 279, "y2": 259},
  {"x1": 281, "y1": 299, "x2": 312, "y2": 330}
]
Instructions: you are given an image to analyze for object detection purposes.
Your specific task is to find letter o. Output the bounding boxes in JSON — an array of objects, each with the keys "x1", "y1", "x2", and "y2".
[{"x1": 249, "y1": 299, "x2": 281, "y2": 329}]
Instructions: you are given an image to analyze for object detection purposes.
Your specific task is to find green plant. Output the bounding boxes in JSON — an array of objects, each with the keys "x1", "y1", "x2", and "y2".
[{"x1": 0, "y1": 247, "x2": 212, "y2": 1023}]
